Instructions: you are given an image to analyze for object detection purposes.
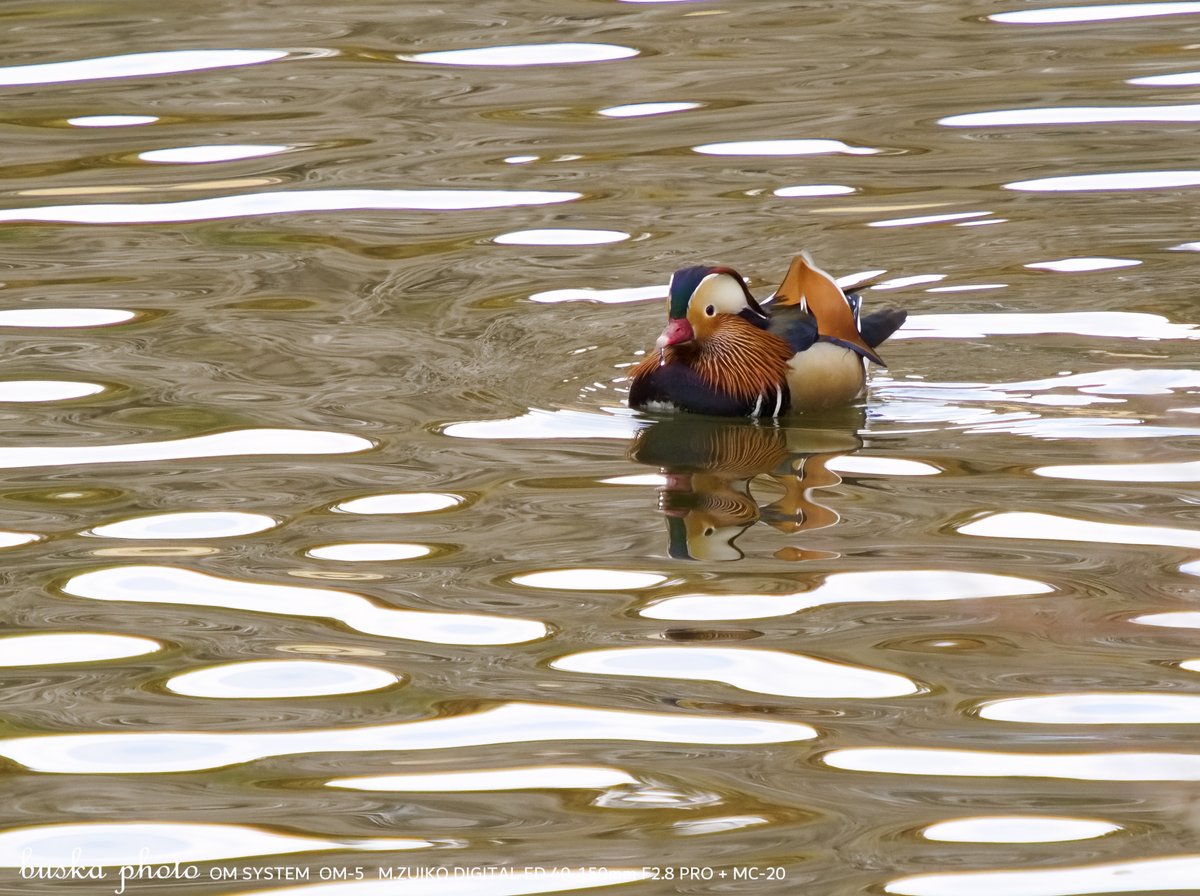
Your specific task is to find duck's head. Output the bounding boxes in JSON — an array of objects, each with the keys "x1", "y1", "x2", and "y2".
[{"x1": 656, "y1": 265, "x2": 770, "y2": 349}]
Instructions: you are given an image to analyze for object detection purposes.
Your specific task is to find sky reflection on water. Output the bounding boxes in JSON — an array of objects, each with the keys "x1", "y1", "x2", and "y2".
[{"x1": 0, "y1": 703, "x2": 816, "y2": 774}]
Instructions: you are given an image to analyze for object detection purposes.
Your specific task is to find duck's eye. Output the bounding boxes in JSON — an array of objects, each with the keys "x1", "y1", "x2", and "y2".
[{"x1": 704, "y1": 304, "x2": 716, "y2": 317}]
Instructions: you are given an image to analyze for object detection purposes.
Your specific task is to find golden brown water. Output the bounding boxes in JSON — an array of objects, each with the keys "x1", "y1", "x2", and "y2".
[{"x1": 1, "y1": 2, "x2": 1200, "y2": 895}]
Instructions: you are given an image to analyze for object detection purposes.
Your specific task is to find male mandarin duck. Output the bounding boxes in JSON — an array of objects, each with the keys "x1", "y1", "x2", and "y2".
[{"x1": 627, "y1": 253, "x2": 906, "y2": 416}]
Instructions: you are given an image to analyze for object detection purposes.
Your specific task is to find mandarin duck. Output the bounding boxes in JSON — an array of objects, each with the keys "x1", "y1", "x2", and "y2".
[{"x1": 627, "y1": 253, "x2": 906, "y2": 416}]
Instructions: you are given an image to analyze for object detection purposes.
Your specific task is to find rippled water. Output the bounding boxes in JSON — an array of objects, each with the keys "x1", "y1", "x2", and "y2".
[{"x1": 2, "y1": 1, "x2": 1200, "y2": 895}]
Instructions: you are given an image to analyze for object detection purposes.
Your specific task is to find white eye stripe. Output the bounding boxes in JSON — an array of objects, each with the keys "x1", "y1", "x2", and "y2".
[{"x1": 694, "y1": 272, "x2": 751, "y2": 314}]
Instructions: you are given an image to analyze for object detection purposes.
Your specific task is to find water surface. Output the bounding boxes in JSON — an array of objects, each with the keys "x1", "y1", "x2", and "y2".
[{"x1": 2, "y1": 1, "x2": 1199, "y2": 894}]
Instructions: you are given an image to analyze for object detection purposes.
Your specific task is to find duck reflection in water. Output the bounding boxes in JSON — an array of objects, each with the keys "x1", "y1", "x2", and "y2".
[{"x1": 628, "y1": 413, "x2": 864, "y2": 561}]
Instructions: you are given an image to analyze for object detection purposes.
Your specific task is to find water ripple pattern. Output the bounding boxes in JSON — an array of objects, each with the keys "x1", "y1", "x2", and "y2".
[
  {"x1": 405, "y1": 43, "x2": 638, "y2": 66},
  {"x1": 0, "y1": 821, "x2": 427, "y2": 867},
  {"x1": 5, "y1": 0, "x2": 1200, "y2": 889},
  {"x1": 642, "y1": 570, "x2": 1051, "y2": 621},
  {"x1": 166, "y1": 660, "x2": 401, "y2": 698},
  {"x1": 88, "y1": 511, "x2": 278, "y2": 539},
  {"x1": 0, "y1": 380, "x2": 105, "y2": 401},
  {"x1": 0, "y1": 632, "x2": 160, "y2": 666},
  {"x1": 63, "y1": 566, "x2": 548, "y2": 645},
  {"x1": 0, "y1": 189, "x2": 581, "y2": 224},
  {"x1": 0, "y1": 49, "x2": 289, "y2": 86},
  {"x1": 0, "y1": 703, "x2": 816, "y2": 774},
  {"x1": 921, "y1": 816, "x2": 1120, "y2": 844},
  {"x1": 552, "y1": 646, "x2": 919, "y2": 698},
  {"x1": 978, "y1": 693, "x2": 1200, "y2": 724},
  {"x1": 0, "y1": 429, "x2": 371, "y2": 469},
  {"x1": 887, "y1": 855, "x2": 1200, "y2": 896},
  {"x1": 825, "y1": 747, "x2": 1200, "y2": 781},
  {"x1": 328, "y1": 766, "x2": 638, "y2": 792}
]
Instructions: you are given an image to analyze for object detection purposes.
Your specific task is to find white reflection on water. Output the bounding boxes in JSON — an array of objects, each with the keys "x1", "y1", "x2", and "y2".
[
  {"x1": 824, "y1": 456, "x2": 940, "y2": 476},
  {"x1": 1135, "y1": 612, "x2": 1200, "y2": 630},
  {"x1": 674, "y1": 815, "x2": 768, "y2": 836},
  {"x1": 233, "y1": 869, "x2": 651, "y2": 896},
  {"x1": 0, "y1": 428, "x2": 372, "y2": 470},
  {"x1": 941, "y1": 104, "x2": 1200, "y2": 127},
  {"x1": 406, "y1": 43, "x2": 638, "y2": 66},
  {"x1": 641, "y1": 570, "x2": 1050, "y2": 621},
  {"x1": 1036, "y1": 366, "x2": 1200, "y2": 392},
  {"x1": 1038, "y1": 459, "x2": 1200, "y2": 482},
  {"x1": 694, "y1": 139, "x2": 879, "y2": 156},
  {"x1": 552, "y1": 646, "x2": 918, "y2": 698},
  {"x1": 443, "y1": 408, "x2": 644, "y2": 440},
  {"x1": 868, "y1": 212, "x2": 991, "y2": 228},
  {"x1": 0, "y1": 49, "x2": 288, "y2": 86},
  {"x1": 887, "y1": 854, "x2": 1200, "y2": 896},
  {"x1": 68, "y1": 114, "x2": 158, "y2": 127},
  {"x1": 956, "y1": 217, "x2": 1005, "y2": 226},
  {"x1": 0, "y1": 821, "x2": 426, "y2": 868},
  {"x1": 891, "y1": 312, "x2": 1199, "y2": 339},
  {"x1": 599, "y1": 102, "x2": 700, "y2": 117},
  {"x1": 89, "y1": 511, "x2": 277, "y2": 539},
  {"x1": 494, "y1": 229, "x2": 629, "y2": 245},
  {"x1": 826, "y1": 746, "x2": 1200, "y2": 780},
  {"x1": 1007, "y1": 170, "x2": 1200, "y2": 191},
  {"x1": 63, "y1": 565, "x2": 548, "y2": 646},
  {"x1": 1131, "y1": 70, "x2": 1200, "y2": 86},
  {"x1": 529, "y1": 285, "x2": 666, "y2": 304},
  {"x1": 878, "y1": 364, "x2": 1200, "y2": 433},
  {"x1": 0, "y1": 380, "x2": 104, "y2": 401},
  {"x1": 0, "y1": 308, "x2": 135, "y2": 327},
  {"x1": 0, "y1": 632, "x2": 160, "y2": 666},
  {"x1": 600, "y1": 474, "x2": 667, "y2": 486},
  {"x1": 980, "y1": 693, "x2": 1200, "y2": 724},
  {"x1": 0, "y1": 188, "x2": 580, "y2": 224},
  {"x1": 992, "y1": 2, "x2": 1200, "y2": 24},
  {"x1": 838, "y1": 269, "x2": 888, "y2": 289},
  {"x1": 871, "y1": 274, "x2": 946, "y2": 290},
  {"x1": 774, "y1": 184, "x2": 856, "y2": 197},
  {"x1": 883, "y1": 369, "x2": 1200, "y2": 425},
  {"x1": 167, "y1": 659, "x2": 400, "y2": 699},
  {"x1": 1026, "y1": 257, "x2": 1141, "y2": 272},
  {"x1": 334, "y1": 492, "x2": 462, "y2": 514},
  {"x1": 307, "y1": 542, "x2": 432, "y2": 561},
  {"x1": 595, "y1": 785, "x2": 718, "y2": 810},
  {"x1": 329, "y1": 765, "x2": 637, "y2": 792},
  {"x1": 0, "y1": 531, "x2": 39, "y2": 549},
  {"x1": 960, "y1": 512, "x2": 1200, "y2": 550},
  {"x1": 0, "y1": 702, "x2": 816, "y2": 774},
  {"x1": 926, "y1": 284, "x2": 1007, "y2": 293},
  {"x1": 513, "y1": 569, "x2": 667, "y2": 590},
  {"x1": 922, "y1": 816, "x2": 1119, "y2": 843},
  {"x1": 138, "y1": 144, "x2": 291, "y2": 164}
]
